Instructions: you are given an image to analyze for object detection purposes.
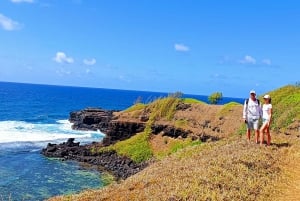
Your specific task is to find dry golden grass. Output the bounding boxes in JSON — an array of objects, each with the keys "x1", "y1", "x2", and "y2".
[
  {"x1": 273, "y1": 135, "x2": 300, "y2": 201},
  {"x1": 48, "y1": 133, "x2": 300, "y2": 201}
]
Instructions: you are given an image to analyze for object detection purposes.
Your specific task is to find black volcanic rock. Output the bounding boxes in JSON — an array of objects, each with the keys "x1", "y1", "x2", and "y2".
[
  {"x1": 41, "y1": 138, "x2": 145, "y2": 179},
  {"x1": 69, "y1": 108, "x2": 114, "y2": 131},
  {"x1": 102, "y1": 121, "x2": 146, "y2": 146},
  {"x1": 69, "y1": 107, "x2": 146, "y2": 146}
]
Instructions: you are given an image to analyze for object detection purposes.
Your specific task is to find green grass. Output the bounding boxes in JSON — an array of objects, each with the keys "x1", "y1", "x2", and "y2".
[
  {"x1": 113, "y1": 132, "x2": 153, "y2": 163},
  {"x1": 124, "y1": 103, "x2": 146, "y2": 112},
  {"x1": 262, "y1": 85, "x2": 300, "y2": 131},
  {"x1": 101, "y1": 172, "x2": 116, "y2": 186},
  {"x1": 237, "y1": 122, "x2": 247, "y2": 136},
  {"x1": 182, "y1": 98, "x2": 205, "y2": 104},
  {"x1": 169, "y1": 138, "x2": 201, "y2": 153},
  {"x1": 148, "y1": 96, "x2": 181, "y2": 121}
]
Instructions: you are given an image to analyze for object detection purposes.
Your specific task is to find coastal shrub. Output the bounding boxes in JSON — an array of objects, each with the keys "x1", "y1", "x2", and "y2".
[
  {"x1": 148, "y1": 96, "x2": 181, "y2": 121},
  {"x1": 208, "y1": 92, "x2": 223, "y2": 104}
]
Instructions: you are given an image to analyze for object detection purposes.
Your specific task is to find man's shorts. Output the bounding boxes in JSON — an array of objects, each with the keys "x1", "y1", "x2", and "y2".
[{"x1": 246, "y1": 117, "x2": 259, "y2": 130}]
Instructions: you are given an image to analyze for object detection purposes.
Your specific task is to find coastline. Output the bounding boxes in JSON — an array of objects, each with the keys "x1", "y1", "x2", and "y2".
[{"x1": 42, "y1": 108, "x2": 148, "y2": 180}]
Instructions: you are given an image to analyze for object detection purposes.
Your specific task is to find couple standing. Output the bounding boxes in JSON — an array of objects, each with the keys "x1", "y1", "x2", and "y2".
[{"x1": 242, "y1": 90, "x2": 273, "y2": 146}]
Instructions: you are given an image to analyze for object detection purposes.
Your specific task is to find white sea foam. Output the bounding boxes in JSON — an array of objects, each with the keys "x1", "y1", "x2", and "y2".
[{"x1": 0, "y1": 120, "x2": 105, "y2": 150}]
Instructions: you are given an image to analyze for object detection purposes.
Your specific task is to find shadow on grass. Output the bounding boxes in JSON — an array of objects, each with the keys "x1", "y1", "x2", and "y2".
[{"x1": 271, "y1": 142, "x2": 290, "y2": 148}]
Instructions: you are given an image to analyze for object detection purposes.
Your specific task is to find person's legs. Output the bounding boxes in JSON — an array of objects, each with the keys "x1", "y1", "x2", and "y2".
[
  {"x1": 246, "y1": 119, "x2": 253, "y2": 141},
  {"x1": 260, "y1": 122, "x2": 268, "y2": 146},
  {"x1": 253, "y1": 119, "x2": 259, "y2": 143},
  {"x1": 255, "y1": 129, "x2": 260, "y2": 144},
  {"x1": 266, "y1": 127, "x2": 271, "y2": 146},
  {"x1": 246, "y1": 128, "x2": 251, "y2": 141}
]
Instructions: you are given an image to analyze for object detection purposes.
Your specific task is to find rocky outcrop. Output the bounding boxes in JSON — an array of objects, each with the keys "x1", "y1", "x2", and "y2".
[
  {"x1": 41, "y1": 138, "x2": 145, "y2": 179},
  {"x1": 69, "y1": 108, "x2": 146, "y2": 145},
  {"x1": 69, "y1": 108, "x2": 114, "y2": 132},
  {"x1": 102, "y1": 121, "x2": 146, "y2": 145},
  {"x1": 42, "y1": 107, "x2": 198, "y2": 180}
]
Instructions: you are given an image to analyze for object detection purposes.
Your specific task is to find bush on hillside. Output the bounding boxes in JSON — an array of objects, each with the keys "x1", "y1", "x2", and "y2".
[{"x1": 208, "y1": 92, "x2": 223, "y2": 104}]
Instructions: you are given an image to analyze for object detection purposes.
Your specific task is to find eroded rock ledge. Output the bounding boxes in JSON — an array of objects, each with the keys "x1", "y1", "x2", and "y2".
[{"x1": 41, "y1": 107, "x2": 196, "y2": 180}]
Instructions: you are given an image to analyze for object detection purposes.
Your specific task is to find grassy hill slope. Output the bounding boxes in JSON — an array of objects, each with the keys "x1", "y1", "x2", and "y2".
[{"x1": 48, "y1": 85, "x2": 300, "y2": 201}]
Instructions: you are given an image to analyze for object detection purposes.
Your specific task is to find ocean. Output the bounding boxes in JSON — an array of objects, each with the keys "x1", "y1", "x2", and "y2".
[{"x1": 0, "y1": 81, "x2": 244, "y2": 201}]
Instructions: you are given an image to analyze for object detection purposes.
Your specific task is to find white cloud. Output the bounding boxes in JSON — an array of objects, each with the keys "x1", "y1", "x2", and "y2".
[
  {"x1": 83, "y1": 58, "x2": 96, "y2": 66},
  {"x1": 11, "y1": 0, "x2": 34, "y2": 3},
  {"x1": 53, "y1": 52, "x2": 74, "y2": 64},
  {"x1": 0, "y1": 13, "x2": 22, "y2": 31},
  {"x1": 239, "y1": 55, "x2": 256, "y2": 64},
  {"x1": 262, "y1": 59, "x2": 272, "y2": 65},
  {"x1": 174, "y1": 43, "x2": 190, "y2": 52}
]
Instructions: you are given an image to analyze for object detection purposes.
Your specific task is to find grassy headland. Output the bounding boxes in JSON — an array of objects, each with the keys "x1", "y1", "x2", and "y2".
[{"x1": 48, "y1": 85, "x2": 300, "y2": 201}]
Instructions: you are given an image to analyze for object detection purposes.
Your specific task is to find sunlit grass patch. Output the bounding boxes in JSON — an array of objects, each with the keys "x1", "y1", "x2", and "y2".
[
  {"x1": 218, "y1": 102, "x2": 241, "y2": 116},
  {"x1": 123, "y1": 103, "x2": 146, "y2": 112},
  {"x1": 112, "y1": 131, "x2": 153, "y2": 163},
  {"x1": 182, "y1": 98, "x2": 205, "y2": 104}
]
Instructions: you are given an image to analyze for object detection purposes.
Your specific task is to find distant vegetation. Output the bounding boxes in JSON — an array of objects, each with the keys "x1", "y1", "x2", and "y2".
[{"x1": 208, "y1": 92, "x2": 223, "y2": 104}]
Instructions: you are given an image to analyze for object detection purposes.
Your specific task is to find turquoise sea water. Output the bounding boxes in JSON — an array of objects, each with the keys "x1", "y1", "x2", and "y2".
[{"x1": 0, "y1": 82, "x2": 244, "y2": 200}]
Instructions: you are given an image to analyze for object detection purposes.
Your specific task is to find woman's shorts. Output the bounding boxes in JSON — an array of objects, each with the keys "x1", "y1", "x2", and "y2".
[{"x1": 262, "y1": 118, "x2": 269, "y2": 124}]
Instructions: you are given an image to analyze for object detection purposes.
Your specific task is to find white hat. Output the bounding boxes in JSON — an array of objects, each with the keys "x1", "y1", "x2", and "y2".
[
  {"x1": 263, "y1": 94, "x2": 271, "y2": 99},
  {"x1": 250, "y1": 90, "x2": 256, "y2": 94}
]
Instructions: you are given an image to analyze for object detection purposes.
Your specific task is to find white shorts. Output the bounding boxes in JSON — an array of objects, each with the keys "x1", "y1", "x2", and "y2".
[{"x1": 246, "y1": 117, "x2": 259, "y2": 130}]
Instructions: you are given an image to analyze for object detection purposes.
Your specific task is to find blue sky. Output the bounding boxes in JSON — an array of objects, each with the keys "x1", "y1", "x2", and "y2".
[{"x1": 0, "y1": 0, "x2": 299, "y2": 97}]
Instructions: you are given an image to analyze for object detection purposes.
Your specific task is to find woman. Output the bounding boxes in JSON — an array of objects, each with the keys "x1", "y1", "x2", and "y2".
[{"x1": 260, "y1": 94, "x2": 272, "y2": 146}]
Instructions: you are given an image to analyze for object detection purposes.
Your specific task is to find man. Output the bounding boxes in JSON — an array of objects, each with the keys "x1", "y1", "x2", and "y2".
[{"x1": 243, "y1": 90, "x2": 262, "y2": 143}]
